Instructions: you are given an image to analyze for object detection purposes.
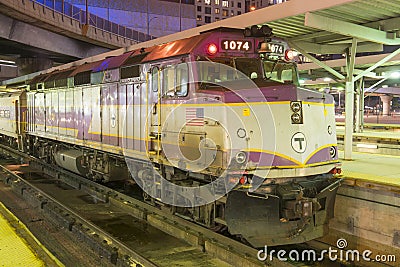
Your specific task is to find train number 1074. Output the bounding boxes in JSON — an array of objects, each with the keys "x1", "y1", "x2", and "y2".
[{"x1": 221, "y1": 40, "x2": 252, "y2": 51}]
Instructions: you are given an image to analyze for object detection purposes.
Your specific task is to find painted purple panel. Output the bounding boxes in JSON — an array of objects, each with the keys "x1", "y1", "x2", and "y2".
[
  {"x1": 74, "y1": 89, "x2": 84, "y2": 140},
  {"x1": 118, "y1": 85, "x2": 127, "y2": 148},
  {"x1": 127, "y1": 85, "x2": 135, "y2": 150},
  {"x1": 101, "y1": 86, "x2": 109, "y2": 145},
  {"x1": 306, "y1": 147, "x2": 337, "y2": 165},
  {"x1": 110, "y1": 85, "x2": 119, "y2": 146},
  {"x1": 248, "y1": 151, "x2": 298, "y2": 167}
]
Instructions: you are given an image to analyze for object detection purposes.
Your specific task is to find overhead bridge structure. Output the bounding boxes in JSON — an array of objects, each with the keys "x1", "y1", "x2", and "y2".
[
  {"x1": 4, "y1": 0, "x2": 400, "y2": 159},
  {"x1": 0, "y1": 0, "x2": 140, "y2": 74}
]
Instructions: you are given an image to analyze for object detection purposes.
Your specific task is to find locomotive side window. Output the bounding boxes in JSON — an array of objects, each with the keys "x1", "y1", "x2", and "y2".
[
  {"x1": 151, "y1": 67, "x2": 159, "y2": 92},
  {"x1": 74, "y1": 71, "x2": 91, "y2": 86},
  {"x1": 161, "y1": 63, "x2": 189, "y2": 97},
  {"x1": 176, "y1": 63, "x2": 188, "y2": 97},
  {"x1": 121, "y1": 65, "x2": 140, "y2": 79},
  {"x1": 162, "y1": 66, "x2": 175, "y2": 96},
  {"x1": 91, "y1": 72, "x2": 104, "y2": 85}
]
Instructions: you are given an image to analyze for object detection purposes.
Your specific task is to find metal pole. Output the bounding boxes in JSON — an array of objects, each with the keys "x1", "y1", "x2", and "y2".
[
  {"x1": 85, "y1": 0, "x2": 89, "y2": 25},
  {"x1": 344, "y1": 38, "x2": 357, "y2": 160},
  {"x1": 107, "y1": 0, "x2": 110, "y2": 21},
  {"x1": 179, "y1": 0, "x2": 182, "y2": 32},
  {"x1": 360, "y1": 80, "x2": 365, "y2": 132},
  {"x1": 147, "y1": 0, "x2": 150, "y2": 40}
]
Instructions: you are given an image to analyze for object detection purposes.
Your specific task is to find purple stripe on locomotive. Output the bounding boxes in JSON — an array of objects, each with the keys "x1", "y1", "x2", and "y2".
[
  {"x1": 306, "y1": 146, "x2": 338, "y2": 165},
  {"x1": 247, "y1": 151, "x2": 298, "y2": 167}
]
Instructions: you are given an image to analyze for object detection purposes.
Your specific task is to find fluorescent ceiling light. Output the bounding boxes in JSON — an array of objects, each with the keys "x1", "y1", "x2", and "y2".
[
  {"x1": 356, "y1": 143, "x2": 378, "y2": 149},
  {"x1": 0, "y1": 59, "x2": 15, "y2": 65}
]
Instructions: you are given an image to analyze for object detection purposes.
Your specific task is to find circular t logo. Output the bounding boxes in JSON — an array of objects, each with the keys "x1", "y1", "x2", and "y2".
[{"x1": 291, "y1": 132, "x2": 306, "y2": 153}]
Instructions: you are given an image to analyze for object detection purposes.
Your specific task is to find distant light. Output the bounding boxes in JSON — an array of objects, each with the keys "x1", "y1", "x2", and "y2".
[
  {"x1": 250, "y1": 6, "x2": 256, "y2": 11},
  {"x1": 356, "y1": 144, "x2": 378, "y2": 149},
  {"x1": 382, "y1": 85, "x2": 388, "y2": 88},
  {"x1": 390, "y1": 71, "x2": 400, "y2": 78},
  {"x1": 323, "y1": 77, "x2": 332, "y2": 82},
  {"x1": 0, "y1": 64, "x2": 17, "y2": 68},
  {"x1": 0, "y1": 59, "x2": 15, "y2": 65}
]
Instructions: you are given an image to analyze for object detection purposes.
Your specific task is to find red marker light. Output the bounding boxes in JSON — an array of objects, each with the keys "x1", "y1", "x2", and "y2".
[{"x1": 207, "y1": 43, "x2": 218, "y2": 55}]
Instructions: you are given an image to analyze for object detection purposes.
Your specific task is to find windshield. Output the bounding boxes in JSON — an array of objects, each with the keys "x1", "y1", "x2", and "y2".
[
  {"x1": 263, "y1": 60, "x2": 299, "y2": 85},
  {"x1": 196, "y1": 57, "x2": 298, "y2": 87},
  {"x1": 234, "y1": 58, "x2": 263, "y2": 79}
]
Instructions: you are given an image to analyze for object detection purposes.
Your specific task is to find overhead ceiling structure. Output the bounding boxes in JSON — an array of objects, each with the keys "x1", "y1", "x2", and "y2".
[{"x1": 5, "y1": 0, "x2": 400, "y2": 159}]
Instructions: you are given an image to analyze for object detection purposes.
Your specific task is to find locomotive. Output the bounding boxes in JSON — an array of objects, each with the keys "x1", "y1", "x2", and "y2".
[{"x1": 0, "y1": 26, "x2": 341, "y2": 247}]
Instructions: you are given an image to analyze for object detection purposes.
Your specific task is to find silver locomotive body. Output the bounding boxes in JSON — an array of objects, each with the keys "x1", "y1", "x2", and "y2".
[{"x1": 2, "y1": 27, "x2": 340, "y2": 246}]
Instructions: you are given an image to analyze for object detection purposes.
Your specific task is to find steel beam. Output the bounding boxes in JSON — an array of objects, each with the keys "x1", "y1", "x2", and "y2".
[
  {"x1": 292, "y1": 41, "x2": 382, "y2": 54},
  {"x1": 354, "y1": 48, "x2": 400, "y2": 81},
  {"x1": 290, "y1": 42, "x2": 346, "y2": 80},
  {"x1": 304, "y1": 12, "x2": 400, "y2": 45}
]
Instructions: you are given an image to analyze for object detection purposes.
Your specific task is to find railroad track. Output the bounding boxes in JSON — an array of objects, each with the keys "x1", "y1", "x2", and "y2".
[
  {"x1": 0, "y1": 144, "x2": 353, "y2": 266},
  {"x1": 0, "y1": 144, "x2": 287, "y2": 267}
]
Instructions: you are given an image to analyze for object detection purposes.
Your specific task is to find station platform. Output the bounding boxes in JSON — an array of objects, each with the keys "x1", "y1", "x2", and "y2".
[
  {"x1": 339, "y1": 151, "x2": 400, "y2": 187},
  {"x1": 336, "y1": 126, "x2": 400, "y2": 141},
  {"x1": 0, "y1": 202, "x2": 63, "y2": 266}
]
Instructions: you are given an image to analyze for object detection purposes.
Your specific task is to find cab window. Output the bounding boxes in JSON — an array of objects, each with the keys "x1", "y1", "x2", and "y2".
[
  {"x1": 176, "y1": 63, "x2": 188, "y2": 97},
  {"x1": 162, "y1": 63, "x2": 188, "y2": 97},
  {"x1": 151, "y1": 67, "x2": 159, "y2": 92}
]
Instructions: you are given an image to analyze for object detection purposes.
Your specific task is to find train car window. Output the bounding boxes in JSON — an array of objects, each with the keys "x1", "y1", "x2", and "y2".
[
  {"x1": 91, "y1": 72, "x2": 104, "y2": 85},
  {"x1": 121, "y1": 65, "x2": 140, "y2": 79},
  {"x1": 67, "y1": 77, "x2": 74, "y2": 88},
  {"x1": 151, "y1": 67, "x2": 159, "y2": 92},
  {"x1": 55, "y1": 78, "x2": 68, "y2": 88},
  {"x1": 176, "y1": 63, "x2": 188, "y2": 97},
  {"x1": 74, "y1": 71, "x2": 91, "y2": 86},
  {"x1": 44, "y1": 80, "x2": 55, "y2": 89}
]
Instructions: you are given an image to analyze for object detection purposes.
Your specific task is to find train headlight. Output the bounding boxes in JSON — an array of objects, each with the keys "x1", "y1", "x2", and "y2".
[
  {"x1": 290, "y1": 101, "x2": 302, "y2": 113},
  {"x1": 235, "y1": 151, "x2": 247, "y2": 164},
  {"x1": 290, "y1": 101, "x2": 303, "y2": 124},
  {"x1": 285, "y1": 49, "x2": 298, "y2": 61},
  {"x1": 291, "y1": 113, "x2": 302, "y2": 124}
]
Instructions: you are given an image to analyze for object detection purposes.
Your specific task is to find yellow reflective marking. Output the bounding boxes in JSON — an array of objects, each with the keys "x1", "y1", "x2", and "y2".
[{"x1": 242, "y1": 108, "x2": 250, "y2": 116}]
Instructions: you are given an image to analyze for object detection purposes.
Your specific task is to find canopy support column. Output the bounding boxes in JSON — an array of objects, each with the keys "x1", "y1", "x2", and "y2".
[{"x1": 344, "y1": 38, "x2": 357, "y2": 160}]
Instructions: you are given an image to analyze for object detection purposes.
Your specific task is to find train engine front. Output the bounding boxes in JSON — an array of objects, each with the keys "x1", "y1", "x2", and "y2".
[{"x1": 154, "y1": 26, "x2": 341, "y2": 247}]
